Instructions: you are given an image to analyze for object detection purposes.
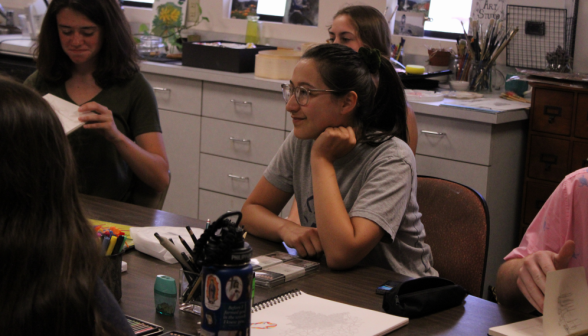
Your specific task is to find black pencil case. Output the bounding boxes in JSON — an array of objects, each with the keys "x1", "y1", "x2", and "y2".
[{"x1": 382, "y1": 276, "x2": 468, "y2": 318}]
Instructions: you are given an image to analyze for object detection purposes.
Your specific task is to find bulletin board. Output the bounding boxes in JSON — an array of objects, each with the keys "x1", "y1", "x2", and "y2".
[
  {"x1": 506, "y1": 5, "x2": 567, "y2": 70},
  {"x1": 506, "y1": 0, "x2": 578, "y2": 70}
]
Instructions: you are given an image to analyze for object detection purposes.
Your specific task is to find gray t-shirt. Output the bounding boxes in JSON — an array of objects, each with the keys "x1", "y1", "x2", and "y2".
[{"x1": 264, "y1": 132, "x2": 437, "y2": 278}]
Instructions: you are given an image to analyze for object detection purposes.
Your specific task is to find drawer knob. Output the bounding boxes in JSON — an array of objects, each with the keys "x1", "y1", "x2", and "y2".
[
  {"x1": 229, "y1": 137, "x2": 251, "y2": 143},
  {"x1": 228, "y1": 174, "x2": 249, "y2": 181},
  {"x1": 230, "y1": 99, "x2": 252, "y2": 106},
  {"x1": 153, "y1": 87, "x2": 172, "y2": 92},
  {"x1": 543, "y1": 105, "x2": 561, "y2": 124},
  {"x1": 421, "y1": 130, "x2": 446, "y2": 136},
  {"x1": 540, "y1": 153, "x2": 557, "y2": 171}
]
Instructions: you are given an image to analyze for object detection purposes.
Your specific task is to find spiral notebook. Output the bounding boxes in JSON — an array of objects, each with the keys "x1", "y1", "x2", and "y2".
[{"x1": 250, "y1": 289, "x2": 408, "y2": 335}]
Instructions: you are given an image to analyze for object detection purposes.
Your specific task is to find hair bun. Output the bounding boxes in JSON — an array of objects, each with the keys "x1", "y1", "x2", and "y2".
[{"x1": 358, "y1": 47, "x2": 381, "y2": 74}]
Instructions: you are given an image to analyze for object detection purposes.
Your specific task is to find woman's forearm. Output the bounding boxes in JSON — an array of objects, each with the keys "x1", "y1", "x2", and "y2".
[
  {"x1": 311, "y1": 156, "x2": 368, "y2": 268},
  {"x1": 113, "y1": 132, "x2": 169, "y2": 192}
]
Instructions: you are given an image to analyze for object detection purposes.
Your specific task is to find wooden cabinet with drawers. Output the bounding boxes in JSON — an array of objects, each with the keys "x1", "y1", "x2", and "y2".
[{"x1": 520, "y1": 83, "x2": 588, "y2": 238}]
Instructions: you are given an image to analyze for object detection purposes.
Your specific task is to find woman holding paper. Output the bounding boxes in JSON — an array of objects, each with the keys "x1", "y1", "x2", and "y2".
[
  {"x1": 241, "y1": 44, "x2": 437, "y2": 277},
  {"x1": 0, "y1": 77, "x2": 134, "y2": 336},
  {"x1": 496, "y1": 168, "x2": 587, "y2": 314},
  {"x1": 25, "y1": 0, "x2": 169, "y2": 203}
]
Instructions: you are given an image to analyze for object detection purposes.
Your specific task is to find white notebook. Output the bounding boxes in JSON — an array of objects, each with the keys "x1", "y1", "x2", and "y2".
[
  {"x1": 43, "y1": 94, "x2": 86, "y2": 134},
  {"x1": 251, "y1": 289, "x2": 408, "y2": 335},
  {"x1": 489, "y1": 267, "x2": 588, "y2": 336}
]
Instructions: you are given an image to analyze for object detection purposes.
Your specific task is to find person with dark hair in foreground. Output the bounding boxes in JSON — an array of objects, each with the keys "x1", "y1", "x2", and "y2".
[
  {"x1": 0, "y1": 77, "x2": 134, "y2": 336},
  {"x1": 25, "y1": 0, "x2": 169, "y2": 203},
  {"x1": 241, "y1": 44, "x2": 436, "y2": 277}
]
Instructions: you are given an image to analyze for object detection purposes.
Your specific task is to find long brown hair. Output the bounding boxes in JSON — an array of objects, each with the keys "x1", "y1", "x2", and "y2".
[
  {"x1": 35, "y1": 0, "x2": 139, "y2": 88},
  {"x1": 333, "y1": 5, "x2": 392, "y2": 57},
  {"x1": 0, "y1": 77, "x2": 121, "y2": 335}
]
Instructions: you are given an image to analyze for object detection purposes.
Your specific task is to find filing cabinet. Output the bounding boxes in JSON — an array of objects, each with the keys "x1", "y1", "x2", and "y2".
[{"x1": 520, "y1": 83, "x2": 588, "y2": 239}]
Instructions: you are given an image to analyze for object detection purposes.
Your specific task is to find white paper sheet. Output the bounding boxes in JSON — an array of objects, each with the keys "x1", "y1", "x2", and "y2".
[
  {"x1": 544, "y1": 267, "x2": 588, "y2": 336},
  {"x1": 488, "y1": 267, "x2": 588, "y2": 336},
  {"x1": 130, "y1": 226, "x2": 204, "y2": 264},
  {"x1": 43, "y1": 94, "x2": 85, "y2": 134},
  {"x1": 251, "y1": 291, "x2": 408, "y2": 336}
]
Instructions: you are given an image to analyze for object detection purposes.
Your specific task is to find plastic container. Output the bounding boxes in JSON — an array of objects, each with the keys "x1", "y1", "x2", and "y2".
[
  {"x1": 245, "y1": 16, "x2": 260, "y2": 44},
  {"x1": 154, "y1": 275, "x2": 177, "y2": 316}
]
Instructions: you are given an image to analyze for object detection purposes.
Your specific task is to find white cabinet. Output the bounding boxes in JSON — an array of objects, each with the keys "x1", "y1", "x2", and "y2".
[
  {"x1": 199, "y1": 82, "x2": 287, "y2": 220},
  {"x1": 202, "y1": 82, "x2": 285, "y2": 129},
  {"x1": 413, "y1": 111, "x2": 527, "y2": 300},
  {"x1": 144, "y1": 73, "x2": 202, "y2": 115},
  {"x1": 159, "y1": 109, "x2": 201, "y2": 219}
]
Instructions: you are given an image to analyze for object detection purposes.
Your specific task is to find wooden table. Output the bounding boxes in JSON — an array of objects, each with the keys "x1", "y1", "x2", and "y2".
[{"x1": 81, "y1": 195, "x2": 534, "y2": 335}]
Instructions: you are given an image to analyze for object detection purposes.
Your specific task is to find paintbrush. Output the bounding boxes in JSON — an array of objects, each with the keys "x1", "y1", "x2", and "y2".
[{"x1": 473, "y1": 27, "x2": 519, "y2": 88}]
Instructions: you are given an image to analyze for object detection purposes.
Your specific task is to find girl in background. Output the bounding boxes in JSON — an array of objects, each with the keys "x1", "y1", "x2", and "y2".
[
  {"x1": 0, "y1": 78, "x2": 133, "y2": 336},
  {"x1": 241, "y1": 44, "x2": 436, "y2": 277}
]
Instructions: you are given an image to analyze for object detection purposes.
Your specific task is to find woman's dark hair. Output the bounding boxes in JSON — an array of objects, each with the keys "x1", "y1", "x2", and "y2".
[
  {"x1": 302, "y1": 44, "x2": 407, "y2": 145},
  {"x1": 35, "y1": 0, "x2": 139, "y2": 88},
  {"x1": 333, "y1": 5, "x2": 392, "y2": 57},
  {"x1": 0, "y1": 77, "x2": 121, "y2": 336}
]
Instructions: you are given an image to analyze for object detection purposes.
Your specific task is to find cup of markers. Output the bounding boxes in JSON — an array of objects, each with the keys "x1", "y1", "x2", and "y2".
[{"x1": 96, "y1": 226, "x2": 128, "y2": 301}]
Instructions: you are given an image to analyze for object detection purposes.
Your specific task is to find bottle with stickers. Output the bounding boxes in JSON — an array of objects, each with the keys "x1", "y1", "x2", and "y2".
[{"x1": 201, "y1": 215, "x2": 253, "y2": 336}]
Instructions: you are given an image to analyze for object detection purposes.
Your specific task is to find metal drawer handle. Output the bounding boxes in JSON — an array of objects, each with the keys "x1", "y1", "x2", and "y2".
[
  {"x1": 230, "y1": 99, "x2": 252, "y2": 105},
  {"x1": 421, "y1": 130, "x2": 446, "y2": 136},
  {"x1": 153, "y1": 87, "x2": 172, "y2": 92},
  {"x1": 228, "y1": 174, "x2": 249, "y2": 181},
  {"x1": 229, "y1": 137, "x2": 251, "y2": 143}
]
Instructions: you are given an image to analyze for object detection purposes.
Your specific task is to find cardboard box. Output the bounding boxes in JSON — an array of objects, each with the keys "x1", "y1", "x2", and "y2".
[{"x1": 182, "y1": 41, "x2": 277, "y2": 73}]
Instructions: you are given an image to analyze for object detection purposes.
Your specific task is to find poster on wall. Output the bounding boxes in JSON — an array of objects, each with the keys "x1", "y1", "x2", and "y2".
[
  {"x1": 394, "y1": 11, "x2": 425, "y2": 37},
  {"x1": 230, "y1": 0, "x2": 319, "y2": 27},
  {"x1": 394, "y1": 0, "x2": 429, "y2": 37},
  {"x1": 470, "y1": 0, "x2": 505, "y2": 28}
]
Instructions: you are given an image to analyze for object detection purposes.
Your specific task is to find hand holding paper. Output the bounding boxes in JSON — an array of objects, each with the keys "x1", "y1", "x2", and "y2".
[
  {"x1": 43, "y1": 94, "x2": 88, "y2": 134},
  {"x1": 517, "y1": 240, "x2": 576, "y2": 313},
  {"x1": 78, "y1": 101, "x2": 122, "y2": 142}
]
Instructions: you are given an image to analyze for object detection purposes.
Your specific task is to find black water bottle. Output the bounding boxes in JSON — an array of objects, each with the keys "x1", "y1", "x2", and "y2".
[{"x1": 201, "y1": 214, "x2": 253, "y2": 336}]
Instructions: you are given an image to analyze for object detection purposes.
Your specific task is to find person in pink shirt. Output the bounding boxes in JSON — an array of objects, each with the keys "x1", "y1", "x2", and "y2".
[{"x1": 496, "y1": 168, "x2": 588, "y2": 313}]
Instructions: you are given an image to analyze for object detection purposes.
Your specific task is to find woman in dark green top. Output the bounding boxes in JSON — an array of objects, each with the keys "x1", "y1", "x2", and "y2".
[{"x1": 25, "y1": 0, "x2": 169, "y2": 202}]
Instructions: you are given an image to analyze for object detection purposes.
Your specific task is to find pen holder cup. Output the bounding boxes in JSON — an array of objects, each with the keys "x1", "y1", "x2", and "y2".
[
  {"x1": 100, "y1": 252, "x2": 123, "y2": 302},
  {"x1": 179, "y1": 269, "x2": 202, "y2": 315}
]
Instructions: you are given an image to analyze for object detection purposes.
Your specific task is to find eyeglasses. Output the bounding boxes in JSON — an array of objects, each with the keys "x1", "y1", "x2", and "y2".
[{"x1": 281, "y1": 83, "x2": 341, "y2": 106}]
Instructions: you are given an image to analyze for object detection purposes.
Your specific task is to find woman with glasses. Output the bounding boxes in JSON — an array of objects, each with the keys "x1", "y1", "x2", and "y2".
[
  {"x1": 241, "y1": 44, "x2": 437, "y2": 277},
  {"x1": 286, "y1": 5, "x2": 420, "y2": 225}
]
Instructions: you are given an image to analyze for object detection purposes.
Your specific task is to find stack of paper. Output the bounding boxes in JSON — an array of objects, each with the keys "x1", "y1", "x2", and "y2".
[
  {"x1": 251, "y1": 251, "x2": 296, "y2": 271},
  {"x1": 255, "y1": 258, "x2": 319, "y2": 288}
]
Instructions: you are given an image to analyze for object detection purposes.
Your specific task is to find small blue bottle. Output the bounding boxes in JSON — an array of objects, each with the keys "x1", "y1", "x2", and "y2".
[{"x1": 201, "y1": 229, "x2": 253, "y2": 336}]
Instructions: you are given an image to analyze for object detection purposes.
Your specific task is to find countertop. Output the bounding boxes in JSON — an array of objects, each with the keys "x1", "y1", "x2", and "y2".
[{"x1": 0, "y1": 34, "x2": 528, "y2": 124}]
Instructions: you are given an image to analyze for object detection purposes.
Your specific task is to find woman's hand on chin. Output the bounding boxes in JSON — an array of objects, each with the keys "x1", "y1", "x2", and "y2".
[
  {"x1": 311, "y1": 126, "x2": 357, "y2": 163},
  {"x1": 78, "y1": 102, "x2": 123, "y2": 142}
]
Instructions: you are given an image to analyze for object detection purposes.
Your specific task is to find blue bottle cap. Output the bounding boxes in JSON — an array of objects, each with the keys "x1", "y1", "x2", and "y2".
[{"x1": 154, "y1": 274, "x2": 177, "y2": 295}]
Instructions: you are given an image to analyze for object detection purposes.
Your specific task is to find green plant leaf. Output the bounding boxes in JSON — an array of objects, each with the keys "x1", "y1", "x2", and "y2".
[{"x1": 139, "y1": 23, "x2": 149, "y2": 33}]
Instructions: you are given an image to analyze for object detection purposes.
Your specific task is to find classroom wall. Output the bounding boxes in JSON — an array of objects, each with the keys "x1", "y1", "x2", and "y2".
[{"x1": 124, "y1": 0, "x2": 587, "y2": 70}]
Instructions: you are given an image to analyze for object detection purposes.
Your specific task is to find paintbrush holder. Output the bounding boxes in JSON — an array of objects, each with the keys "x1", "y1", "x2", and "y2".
[{"x1": 470, "y1": 60, "x2": 492, "y2": 92}]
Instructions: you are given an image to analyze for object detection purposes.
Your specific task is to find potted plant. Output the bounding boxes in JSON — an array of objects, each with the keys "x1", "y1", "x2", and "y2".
[{"x1": 150, "y1": 0, "x2": 209, "y2": 56}]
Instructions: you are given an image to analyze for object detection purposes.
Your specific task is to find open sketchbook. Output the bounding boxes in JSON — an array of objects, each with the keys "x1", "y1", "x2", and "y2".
[
  {"x1": 43, "y1": 94, "x2": 86, "y2": 134},
  {"x1": 489, "y1": 267, "x2": 588, "y2": 336},
  {"x1": 251, "y1": 289, "x2": 408, "y2": 335}
]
